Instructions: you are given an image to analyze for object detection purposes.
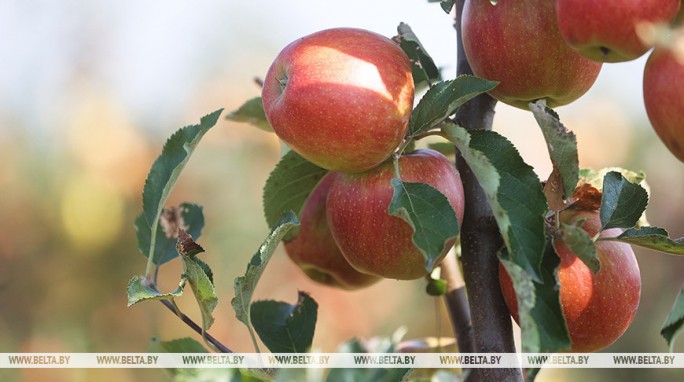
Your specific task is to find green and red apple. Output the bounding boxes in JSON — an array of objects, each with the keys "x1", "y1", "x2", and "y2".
[
  {"x1": 326, "y1": 149, "x2": 465, "y2": 280},
  {"x1": 556, "y1": 0, "x2": 681, "y2": 62},
  {"x1": 643, "y1": 44, "x2": 684, "y2": 162},
  {"x1": 284, "y1": 173, "x2": 381, "y2": 290},
  {"x1": 261, "y1": 28, "x2": 415, "y2": 173},
  {"x1": 499, "y1": 210, "x2": 641, "y2": 352},
  {"x1": 461, "y1": 0, "x2": 602, "y2": 109}
]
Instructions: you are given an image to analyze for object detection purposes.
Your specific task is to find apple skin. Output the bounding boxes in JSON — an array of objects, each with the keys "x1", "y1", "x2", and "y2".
[
  {"x1": 284, "y1": 173, "x2": 381, "y2": 290},
  {"x1": 643, "y1": 47, "x2": 684, "y2": 162},
  {"x1": 499, "y1": 210, "x2": 641, "y2": 352},
  {"x1": 556, "y1": 0, "x2": 681, "y2": 62},
  {"x1": 326, "y1": 149, "x2": 465, "y2": 280},
  {"x1": 461, "y1": 0, "x2": 602, "y2": 109},
  {"x1": 261, "y1": 28, "x2": 414, "y2": 173}
]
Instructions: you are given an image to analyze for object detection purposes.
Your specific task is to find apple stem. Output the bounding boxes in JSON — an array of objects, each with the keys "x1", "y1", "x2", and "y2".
[
  {"x1": 450, "y1": 1, "x2": 523, "y2": 381},
  {"x1": 392, "y1": 153, "x2": 402, "y2": 179}
]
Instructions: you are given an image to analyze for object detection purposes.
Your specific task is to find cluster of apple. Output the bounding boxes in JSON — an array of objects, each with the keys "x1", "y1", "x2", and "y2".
[
  {"x1": 261, "y1": 28, "x2": 466, "y2": 288},
  {"x1": 260, "y1": 0, "x2": 680, "y2": 353},
  {"x1": 462, "y1": 0, "x2": 683, "y2": 161}
]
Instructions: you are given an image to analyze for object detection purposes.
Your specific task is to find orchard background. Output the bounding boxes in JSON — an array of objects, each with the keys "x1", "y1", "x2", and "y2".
[{"x1": 0, "y1": 1, "x2": 683, "y2": 381}]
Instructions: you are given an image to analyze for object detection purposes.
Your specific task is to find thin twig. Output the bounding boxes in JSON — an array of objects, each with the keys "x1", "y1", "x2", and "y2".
[
  {"x1": 440, "y1": 250, "x2": 474, "y2": 353},
  {"x1": 158, "y1": 299, "x2": 233, "y2": 353}
]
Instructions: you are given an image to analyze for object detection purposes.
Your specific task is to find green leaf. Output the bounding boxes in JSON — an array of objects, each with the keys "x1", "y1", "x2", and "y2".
[
  {"x1": 226, "y1": 97, "x2": 272, "y2": 132},
  {"x1": 500, "y1": 246, "x2": 571, "y2": 353},
  {"x1": 177, "y1": 230, "x2": 217, "y2": 331},
  {"x1": 601, "y1": 226, "x2": 684, "y2": 255},
  {"x1": 600, "y1": 171, "x2": 649, "y2": 231},
  {"x1": 126, "y1": 274, "x2": 184, "y2": 307},
  {"x1": 529, "y1": 100, "x2": 579, "y2": 202},
  {"x1": 142, "y1": 109, "x2": 221, "y2": 230},
  {"x1": 262, "y1": 150, "x2": 327, "y2": 241},
  {"x1": 408, "y1": 77, "x2": 498, "y2": 137},
  {"x1": 388, "y1": 179, "x2": 459, "y2": 273},
  {"x1": 662, "y1": 287, "x2": 684, "y2": 352},
  {"x1": 427, "y1": 0, "x2": 456, "y2": 13},
  {"x1": 135, "y1": 203, "x2": 204, "y2": 266},
  {"x1": 394, "y1": 23, "x2": 442, "y2": 89},
  {"x1": 251, "y1": 291, "x2": 318, "y2": 353},
  {"x1": 443, "y1": 123, "x2": 547, "y2": 281},
  {"x1": 232, "y1": 211, "x2": 300, "y2": 352},
  {"x1": 141, "y1": 109, "x2": 222, "y2": 270},
  {"x1": 149, "y1": 337, "x2": 208, "y2": 353},
  {"x1": 560, "y1": 222, "x2": 600, "y2": 274}
]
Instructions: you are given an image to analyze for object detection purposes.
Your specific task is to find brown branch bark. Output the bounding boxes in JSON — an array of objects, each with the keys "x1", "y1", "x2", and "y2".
[{"x1": 452, "y1": 1, "x2": 522, "y2": 381}]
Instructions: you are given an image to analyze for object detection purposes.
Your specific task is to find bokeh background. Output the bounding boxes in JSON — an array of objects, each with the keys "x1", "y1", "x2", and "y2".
[{"x1": 0, "y1": 1, "x2": 682, "y2": 381}]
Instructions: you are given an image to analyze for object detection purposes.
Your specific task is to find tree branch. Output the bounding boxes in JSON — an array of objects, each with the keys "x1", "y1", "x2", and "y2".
[{"x1": 453, "y1": 1, "x2": 522, "y2": 381}]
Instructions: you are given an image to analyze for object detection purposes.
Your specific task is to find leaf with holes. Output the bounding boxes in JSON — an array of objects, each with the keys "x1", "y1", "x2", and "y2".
[
  {"x1": 394, "y1": 23, "x2": 441, "y2": 89},
  {"x1": 135, "y1": 203, "x2": 204, "y2": 266}
]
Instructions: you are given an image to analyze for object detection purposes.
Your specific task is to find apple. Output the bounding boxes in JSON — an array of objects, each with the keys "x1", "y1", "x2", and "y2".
[
  {"x1": 461, "y1": 0, "x2": 602, "y2": 109},
  {"x1": 326, "y1": 149, "x2": 465, "y2": 280},
  {"x1": 499, "y1": 210, "x2": 641, "y2": 352},
  {"x1": 556, "y1": 0, "x2": 681, "y2": 62},
  {"x1": 261, "y1": 28, "x2": 415, "y2": 173},
  {"x1": 643, "y1": 46, "x2": 684, "y2": 162},
  {"x1": 284, "y1": 173, "x2": 381, "y2": 290}
]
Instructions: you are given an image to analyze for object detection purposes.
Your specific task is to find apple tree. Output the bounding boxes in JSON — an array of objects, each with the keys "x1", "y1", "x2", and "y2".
[{"x1": 127, "y1": 1, "x2": 684, "y2": 381}]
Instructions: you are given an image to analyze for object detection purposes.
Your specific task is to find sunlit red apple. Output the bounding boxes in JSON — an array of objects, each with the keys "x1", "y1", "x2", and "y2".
[
  {"x1": 461, "y1": 0, "x2": 602, "y2": 109},
  {"x1": 262, "y1": 27, "x2": 414, "y2": 173}
]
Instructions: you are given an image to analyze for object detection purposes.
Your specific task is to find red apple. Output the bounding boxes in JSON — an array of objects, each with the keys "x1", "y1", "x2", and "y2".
[
  {"x1": 643, "y1": 46, "x2": 684, "y2": 162},
  {"x1": 261, "y1": 28, "x2": 415, "y2": 173},
  {"x1": 461, "y1": 0, "x2": 602, "y2": 109},
  {"x1": 556, "y1": 0, "x2": 680, "y2": 62},
  {"x1": 326, "y1": 149, "x2": 465, "y2": 280},
  {"x1": 499, "y1": 210, "x2": 641, "y2": 352},
  {"x1": 284, "y1": 174, "x2": 381, "y2": 290}
]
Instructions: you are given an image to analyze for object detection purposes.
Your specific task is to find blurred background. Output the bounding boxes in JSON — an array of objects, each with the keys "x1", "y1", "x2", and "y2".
[{"x1": 0, "y1": 1, "x2": 682, "y2": 381}]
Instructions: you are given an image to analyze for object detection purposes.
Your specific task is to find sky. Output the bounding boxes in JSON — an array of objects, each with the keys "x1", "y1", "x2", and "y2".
[{"x1": 0, "y1": 0, "x2": 651, "y2": 142}]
